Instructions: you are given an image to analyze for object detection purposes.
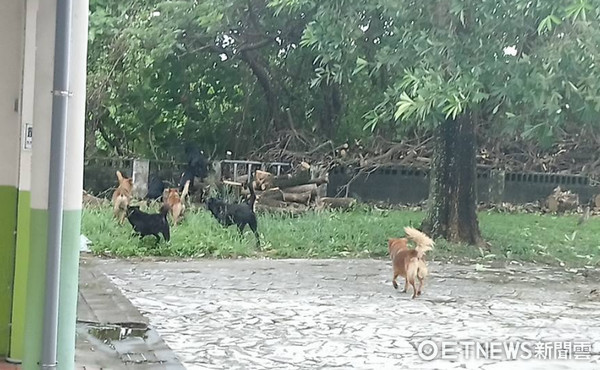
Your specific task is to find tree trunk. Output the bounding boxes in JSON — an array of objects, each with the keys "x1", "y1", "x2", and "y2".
[
  {"x1": 420, "y1": 111, "x2": 484, "y2": 246},
  {"x1": 239, "y1": 49, "x2": 283, "y2": 131},
  {"x1": 319, "y1": 83, "x2": 343, "y2": 139}
]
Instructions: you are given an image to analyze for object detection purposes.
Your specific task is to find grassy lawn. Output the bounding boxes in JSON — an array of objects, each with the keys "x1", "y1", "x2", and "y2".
[{"x1": 82, "y1": 205, "x2": 600, "y2": 267}]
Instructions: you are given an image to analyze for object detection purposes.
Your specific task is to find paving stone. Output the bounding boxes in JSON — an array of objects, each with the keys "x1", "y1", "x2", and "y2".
[{"x1": 94, "y1": 258, "x2": 600, "y2": 369}]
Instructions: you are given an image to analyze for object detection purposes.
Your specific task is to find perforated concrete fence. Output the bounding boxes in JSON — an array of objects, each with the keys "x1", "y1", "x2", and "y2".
[{"x1": 328, "y1": 165, "x2": 599, "y2": 205}]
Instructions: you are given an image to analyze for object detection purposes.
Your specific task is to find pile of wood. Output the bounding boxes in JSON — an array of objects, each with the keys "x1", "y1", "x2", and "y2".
[
  {"x1": 545, "y1": 186, "x2": 579, "y2": 213},
  {"x1": 249, "y1": 129, "x2": 600, "y2": 181},
  {"x1": 82, "y1": 190, "x2": 108, "y2": 208},
  {"x1": 224, "y1": 162, "x2": 356, "y2": 213}
]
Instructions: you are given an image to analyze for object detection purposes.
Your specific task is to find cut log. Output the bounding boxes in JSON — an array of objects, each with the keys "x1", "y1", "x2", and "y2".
[
  {"x1": 234, "y1": 174, "x2": 249, "y2": 183},
  {"x1": 223, "y1": 180, "x2": 243, "y2": 187},
  {"x1": 546, "y1": 186, "x2": 579, "y2": 213},
  {"x1": 594, "y1": 194, "x2": 600, "y2": 209},
  {"x1": 281, "y1": 184, "x2": 317, "y2": 194},
  {"x1": 282, "y1": 191, "x2": 312, "y2": 204},
  {"x1": 268, "y1": 164, "x2": 311, "y2": 189},
  {"x1": 255, "y1": 204, "x2": 307, "y2": 216},
  {"x1": 546, "y1": 196, "x2": 559, "y2": 213},
  {"x1": 298, "y1": 161, "x2": 311, "y2": 170},
  {"x1": 82, "y1": 190, "x2": 106, "y2": 208},
  {"x1": 320, "y1": 197, "x2": 357, "y2": 210},
  {"x1": 254, "y1": 170, "x2": 274, "y2": 191},
  {"x1": 306, "y1": 177, "x2": 328, "y2": 186},
  {"x1": 258, "y1": 188, "x2": 284, "y2": 201},
  {"x1": 257, "y1": 197, "x2": 289, "y2": 208},
  {"x1": 268, "y1": 173, "x2": 309, "y2": 189},
  {"x1": 255, "y1": 170, "x2": 273, "y2": 183}
]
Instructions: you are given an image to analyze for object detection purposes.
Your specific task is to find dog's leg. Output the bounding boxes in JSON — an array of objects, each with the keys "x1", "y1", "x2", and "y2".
[
  {"x1": 402, "y1": 277, "x2": 408, "y2": 293},
  {"x1": 417, "y1": 274, "x2": 424, "y2": 296},
  {"x1": 417, "y1": 261, "x2": 427, "y2": 296},
  {"x1": 248, "y1": 218, "x2": 260, "y2": 247},
  {"x1": 392, "y1": 272, "x2": 399, "y2": 289},
  {"x1": 410, "y1": 278, "x2": 418, "y2": 299}
]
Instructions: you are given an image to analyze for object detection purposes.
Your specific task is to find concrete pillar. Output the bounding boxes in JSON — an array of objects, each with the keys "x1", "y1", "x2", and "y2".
[
  {"x1": 133, "y1": 159, "x2": 150, "y2": 199},
  {"x1": 489, "y1": 170, "x2": 506, "y2": 204},
  {"x1": 0, "y1": 0, "x2": 25, "y2": 357},
  {"x1": 22, "y1": 0, "x2": 88, "y2": 368},
  {"x1": 23, "y1": 0, "x2": 56, "y2": 367},
  {"x1": 57, "y1": 0, "x2": 88, "y2": 367},
  {"x1": 9, "y1": 0, "x2": 38, "y2": 362},
  {"x1": 214, "y1": 161, "x2": 222, "y2": 181}
]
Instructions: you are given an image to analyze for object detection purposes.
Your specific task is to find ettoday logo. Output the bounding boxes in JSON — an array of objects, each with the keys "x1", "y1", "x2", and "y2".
[{"x1": 416, "y1": 340, "x2": 593, "y2": 361}]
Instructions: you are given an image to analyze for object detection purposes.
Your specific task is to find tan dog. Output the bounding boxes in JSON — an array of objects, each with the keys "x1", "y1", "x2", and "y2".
[
  {"x1": 388, "y1": 227, "x2": 434, "y2": 298},
  {"x1": 165, "y1": 180, "x2": 190, "y2": 225},
  {"x1": 112, "y1": 171, "x2": 133, "y2": 224}
]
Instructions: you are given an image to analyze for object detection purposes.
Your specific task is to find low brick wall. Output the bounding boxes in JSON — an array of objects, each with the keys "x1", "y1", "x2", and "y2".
[{"x1": 327, "y1": 165, "x2": 599, "y2": 205}]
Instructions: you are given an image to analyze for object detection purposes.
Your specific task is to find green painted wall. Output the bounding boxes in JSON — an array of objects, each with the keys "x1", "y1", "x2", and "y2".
[
  {"x1": 9, "y1": 190, "x2": 31, "y2": 361},
  {"x1": 22, "y1": 209, "x2": 48, "y2": 369},
  {"x1": 57, "y1": 209, "x2": 81, "y2": 369},
  {"x1": 0, "y1": 186, "x2": 18, "y2": 357},
  {"x1": 22, "y1": 208, "x2": 81, "y2": 370}
]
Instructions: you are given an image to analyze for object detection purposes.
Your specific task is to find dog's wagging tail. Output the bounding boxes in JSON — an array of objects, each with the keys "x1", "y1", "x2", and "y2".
[{"x1": 388, "y1": 226, "x2": 434, "y2": 298}]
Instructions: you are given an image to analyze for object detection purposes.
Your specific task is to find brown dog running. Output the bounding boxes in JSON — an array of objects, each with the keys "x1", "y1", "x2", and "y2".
[
  {"x1": 388, "y1": 227, "x2": 434, "y2": 298},
  {"x1": 112, "y1": 171, "x2": 133, "y2": 224},
  {"x1": 164, "y1": 180, "x2": 190, "y2": 225}
]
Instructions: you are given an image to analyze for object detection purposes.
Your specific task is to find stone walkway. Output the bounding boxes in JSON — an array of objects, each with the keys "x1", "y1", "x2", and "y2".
[
  {"x1": 95, "y1": 258, "x2": 600, "y2": 369},
  {"x1": 76, "y1": 256, "x2": 184, "y2": 369}
]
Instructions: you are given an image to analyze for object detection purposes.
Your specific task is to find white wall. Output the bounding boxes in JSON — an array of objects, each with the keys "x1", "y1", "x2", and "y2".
[{"x1": 0, "y1": 1, "x2": 24, "y2": 187}]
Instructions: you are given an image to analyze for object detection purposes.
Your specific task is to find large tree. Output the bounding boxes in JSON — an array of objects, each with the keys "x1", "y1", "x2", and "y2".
[
  {"x1": 276, "y1": 0, "x2": 600, "y2": 244},
  {"x1": 88, "y1": 0, "x2": 353, "y2": 159},
  {"x1": 88, "y1": 0, "x2": 600, "y2": 246}
]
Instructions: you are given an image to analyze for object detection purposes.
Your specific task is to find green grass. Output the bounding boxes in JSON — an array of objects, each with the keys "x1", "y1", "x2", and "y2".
[{"x1": 81, "y1": 205, "x2": 600, "y2": 267}]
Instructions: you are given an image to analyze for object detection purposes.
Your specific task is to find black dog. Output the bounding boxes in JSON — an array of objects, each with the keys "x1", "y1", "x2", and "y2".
[
  {"x1": 146, "y1": 175, "x2": 166, "y2": 201},
  {"x1": 179, "y1": 170, "x2": 196, "y2": 193},
  {"x1": 185, "y1": 144, "x2": 210, "y2": 179},
  {"x1": 179, "y1": 144, "x2": 210, "y2": 192},
  {"x1": 126, "y1": 205, "x2": 170, "y2": 242},
  {"x1": 206, "y1": 176, "x2": 259, "y2": 247}
]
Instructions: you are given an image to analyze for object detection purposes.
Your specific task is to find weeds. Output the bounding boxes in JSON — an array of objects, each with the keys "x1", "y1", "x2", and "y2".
[{"x1": 81, "y1": 205, "x2": 600, "y2": 267}]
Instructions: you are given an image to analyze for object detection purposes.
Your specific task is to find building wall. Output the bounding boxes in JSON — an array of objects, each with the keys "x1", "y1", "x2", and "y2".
[
  {"x1": 0, "y1": 1, "x2": 25, "y2": 357},
  {"x1": 10, "y1": 0, "x2": 38, "y2": 360}
]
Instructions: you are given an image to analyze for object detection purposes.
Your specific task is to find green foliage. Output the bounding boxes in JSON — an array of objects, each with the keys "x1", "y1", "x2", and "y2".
[
  {"x1": 87, "y1": 0, "x2": 600, "y2": 156},
  {"x1": 82, "y1": 205, "x2": 600, "y2": 267},
  {"x1": 87, "y1": 0, "x2": 252, "y2": 158},
  {"x1": 282, "y1": 0, "x2": 600, "y2": 143}
]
